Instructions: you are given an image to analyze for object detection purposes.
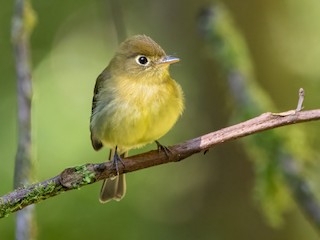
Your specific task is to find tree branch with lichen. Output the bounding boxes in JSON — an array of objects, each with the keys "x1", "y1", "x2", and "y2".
[{"x1": 1, "y1": 108, "x2": 320, "y2": 219}]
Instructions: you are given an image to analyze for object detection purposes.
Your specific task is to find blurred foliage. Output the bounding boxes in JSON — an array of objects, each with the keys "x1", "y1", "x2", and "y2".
[
  {"x1": 198, "y1": 3, "x2": 317, "y2": 227},
  {"x1": 1, "y1": 0, "x2": 320, "y2": 240}
]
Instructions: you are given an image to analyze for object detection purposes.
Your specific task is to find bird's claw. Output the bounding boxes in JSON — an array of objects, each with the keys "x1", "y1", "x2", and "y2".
[
  {"x1": 112, "y1": 150, "x2": 125, "y2": 176},
  {"x1": 155, "y1": 140, "x2": 173, "y2": 158}
]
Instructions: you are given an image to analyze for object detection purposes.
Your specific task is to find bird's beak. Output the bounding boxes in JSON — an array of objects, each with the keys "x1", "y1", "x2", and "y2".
[{"x1": 158, "y1": 56, "x2": 180, "y2": 65}]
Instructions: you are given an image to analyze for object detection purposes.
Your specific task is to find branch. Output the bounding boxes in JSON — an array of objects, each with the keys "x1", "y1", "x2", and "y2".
[
  {"x1": 1, "y1": 109, "x2": 320, "y2": 218},
  {"x1": 11, "y1": 0, "x2": 37, "y2": 238}
]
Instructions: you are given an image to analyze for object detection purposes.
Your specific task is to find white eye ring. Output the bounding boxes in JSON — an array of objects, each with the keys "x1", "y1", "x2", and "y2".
[{"x1": 135, "y1": 55, "x2": 150, "y2": 66}]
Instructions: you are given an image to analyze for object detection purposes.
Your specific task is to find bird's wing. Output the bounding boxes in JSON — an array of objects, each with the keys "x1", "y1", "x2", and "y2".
[{"x1": 90, "y1": 69, "x2": 110, "y2": 151}]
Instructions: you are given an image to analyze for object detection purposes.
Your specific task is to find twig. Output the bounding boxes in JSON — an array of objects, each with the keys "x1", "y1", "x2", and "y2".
[
  {"x1": 11, "y1": 0, "x2": 36, "y2": 239},
  {"x1": 296, "y1": 88, "x2": 305, "y2": 112},
  {"x1": 1, "y1": 109, "x2": 320, "y2": 218}
]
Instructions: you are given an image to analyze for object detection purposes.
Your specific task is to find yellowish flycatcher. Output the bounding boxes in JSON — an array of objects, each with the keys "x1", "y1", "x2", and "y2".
[{"x1": 90, "y1": 35, "x2": 184, "y2": 203}]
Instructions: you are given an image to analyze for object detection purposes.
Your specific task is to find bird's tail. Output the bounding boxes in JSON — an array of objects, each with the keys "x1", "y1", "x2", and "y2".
[{"x1": 99, "y1": 148, "x2": 127, "y2": 203}]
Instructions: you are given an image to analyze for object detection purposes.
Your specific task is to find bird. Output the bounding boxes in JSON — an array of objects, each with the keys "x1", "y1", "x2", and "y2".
[{"x1": 90, "y1": 34, "x2": 184, "y2": 203}]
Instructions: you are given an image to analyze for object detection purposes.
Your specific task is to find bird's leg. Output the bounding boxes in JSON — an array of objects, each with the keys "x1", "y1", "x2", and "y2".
[
  {"x1": 155, "y1": 140, "x2": 172, "y2": 158},
  {"x1": 112, "y1": 146, "x2": 125, "y2": 175}
]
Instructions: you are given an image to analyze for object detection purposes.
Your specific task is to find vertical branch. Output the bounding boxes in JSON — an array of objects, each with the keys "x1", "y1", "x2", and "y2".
[{"x1": 11, "y1": 0, "x2": 37, "y2": 239}]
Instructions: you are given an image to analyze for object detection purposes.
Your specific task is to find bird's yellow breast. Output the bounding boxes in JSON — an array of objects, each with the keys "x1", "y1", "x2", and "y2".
[{"x1": 91, "y1": 75, "x2": 184, "y2": 151}]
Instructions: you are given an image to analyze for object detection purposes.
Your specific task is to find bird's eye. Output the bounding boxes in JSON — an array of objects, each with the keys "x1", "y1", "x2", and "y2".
[{"x1": 135, "y1": 55, "x2": 149, "y2": 66}]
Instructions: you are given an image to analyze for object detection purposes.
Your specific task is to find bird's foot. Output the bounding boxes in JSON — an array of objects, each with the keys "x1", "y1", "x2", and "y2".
[
  {"x1": 155, "y1": 140, "x2": 173, "y2": 158},
  {"x1": 112, "y1": 148, "x2": 125, "y2": 176}
]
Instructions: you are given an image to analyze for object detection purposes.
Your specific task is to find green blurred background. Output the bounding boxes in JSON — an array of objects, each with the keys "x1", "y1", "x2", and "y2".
[{"x1": 1, "y1": 0, "x2": 320, "y2": 239}]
